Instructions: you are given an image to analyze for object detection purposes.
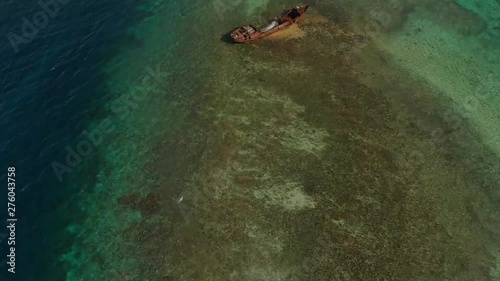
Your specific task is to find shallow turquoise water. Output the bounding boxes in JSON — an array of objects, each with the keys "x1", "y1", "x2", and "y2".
[{"x1": 2, "y1": 0, "x2": 499, "y2": 280}]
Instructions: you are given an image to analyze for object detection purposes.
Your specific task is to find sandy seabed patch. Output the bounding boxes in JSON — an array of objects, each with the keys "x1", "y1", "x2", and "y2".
[
  {"x1": 266, "y1": 24, "x2": 307, "y2": 40},
  {"x1": 72, "y1": 2, "x2": 500, "y2": 280}
]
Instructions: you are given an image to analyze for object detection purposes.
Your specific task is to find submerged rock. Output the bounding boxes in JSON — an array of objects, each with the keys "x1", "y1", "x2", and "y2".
[{"x1": 118, "y1": 192, "x2": 161, "y2": 216}]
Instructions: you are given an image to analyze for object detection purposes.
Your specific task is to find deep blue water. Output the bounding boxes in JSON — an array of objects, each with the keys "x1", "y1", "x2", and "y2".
[{"x1": 0, "y1": 1, "x2": 155, "y2": 280}]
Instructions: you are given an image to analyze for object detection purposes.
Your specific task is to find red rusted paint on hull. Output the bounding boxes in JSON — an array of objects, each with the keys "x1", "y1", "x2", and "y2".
[{"x1": 230, "y1": 4, "x2": 309, "y2": 43}]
